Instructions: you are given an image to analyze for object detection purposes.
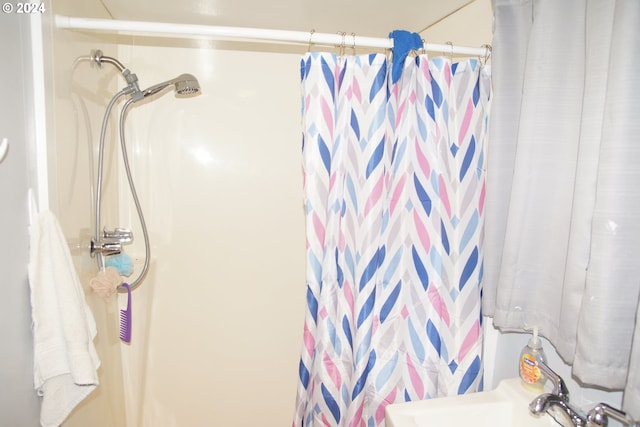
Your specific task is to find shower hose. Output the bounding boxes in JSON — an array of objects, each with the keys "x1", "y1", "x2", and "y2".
[{"x1": 95, "y1": 89, "x2": 150, "y2": 292}]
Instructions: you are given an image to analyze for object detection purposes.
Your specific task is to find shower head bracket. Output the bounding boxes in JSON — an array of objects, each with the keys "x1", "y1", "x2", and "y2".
[{"x1": 121, "y1": 69, "x2": 143, "y2": 101}]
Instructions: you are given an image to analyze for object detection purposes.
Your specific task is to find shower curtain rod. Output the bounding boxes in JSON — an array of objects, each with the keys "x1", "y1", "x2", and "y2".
[{"x1": 54, "y1": 15, "x2": 490, "y2": 57}]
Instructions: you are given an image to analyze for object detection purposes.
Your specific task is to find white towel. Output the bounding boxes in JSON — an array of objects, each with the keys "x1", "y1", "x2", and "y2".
[{"x1": 28, "y1": 210, "x2": 101, "y2": 427}]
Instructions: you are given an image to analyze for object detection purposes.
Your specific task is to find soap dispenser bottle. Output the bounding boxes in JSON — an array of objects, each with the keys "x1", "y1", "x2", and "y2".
[{"x1": 519, "y1": 327, "x2": 547, "y2": 392}]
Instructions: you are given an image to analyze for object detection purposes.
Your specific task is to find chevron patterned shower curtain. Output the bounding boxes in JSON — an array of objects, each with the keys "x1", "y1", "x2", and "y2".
[{"x1": 293, "y1": 52, "x2": 491, "y2": 427}]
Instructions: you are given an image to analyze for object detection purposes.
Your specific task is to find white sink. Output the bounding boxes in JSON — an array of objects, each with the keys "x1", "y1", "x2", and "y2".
[{"x1": 385, "y1": 378, "x2": 557, "y2": 427}]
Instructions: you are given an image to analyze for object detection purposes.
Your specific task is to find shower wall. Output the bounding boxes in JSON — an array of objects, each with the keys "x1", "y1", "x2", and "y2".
[
  {"x1": 109, "y1": 43, "x2": 307, "y2": 426},
  {"x1": 48, "y1": 8, "x2": 309, "y2": 425},
  {"x1": 48, "y1": 25, "x2": 309, "y2": 426}
]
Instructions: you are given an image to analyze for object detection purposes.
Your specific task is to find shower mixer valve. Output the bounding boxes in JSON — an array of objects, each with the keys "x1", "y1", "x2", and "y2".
[{"x1": 90, "y1": 228, "x2": 133, "y2": 257}]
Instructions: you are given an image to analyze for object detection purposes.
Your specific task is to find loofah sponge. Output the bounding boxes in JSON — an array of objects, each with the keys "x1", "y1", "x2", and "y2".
[
  {"x1": 105, "y1": 252, "x2": 134, "y2": 277},
  {"x1": 89, "y1": 267, "x2": 122, "y2": 299}
]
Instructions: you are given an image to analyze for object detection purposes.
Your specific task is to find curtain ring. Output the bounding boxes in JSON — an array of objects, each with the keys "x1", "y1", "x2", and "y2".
[
  {"x1": 338, "y1": 31, "x2": 346, "y2": 56},
  {"x1": 445, "y1": 41, "x2": 454, "y2": 61},
  {"x1": 351, "y1": 32, "x2": 357, "y2": 55},
  {"x1": 420, "y1": 38, "x2": 426, "y2": 55},
  {"x1": 480, "y1": 44, "x2": 492, "y2": 66},
  {"x1": 308, "y1": 29, "x2": 315, "y2": 52}
]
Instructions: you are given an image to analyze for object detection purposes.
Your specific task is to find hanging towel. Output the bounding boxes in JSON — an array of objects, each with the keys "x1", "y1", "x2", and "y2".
[{"x1": 28, "y1": 210, "x2": 100, "y2": 427}]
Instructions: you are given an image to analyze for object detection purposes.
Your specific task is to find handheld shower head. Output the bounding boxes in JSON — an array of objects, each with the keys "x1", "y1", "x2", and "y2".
[
  {"x1": 174, "y1": 74, "x2": 200, "y2": 96},
  {"x1": 141, "y1": 73, "x2": 201, "y2": 98}
]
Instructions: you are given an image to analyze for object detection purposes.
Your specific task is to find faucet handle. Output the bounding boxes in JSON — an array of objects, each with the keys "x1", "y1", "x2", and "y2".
[
  {"x1": 587, "y1": 403, "x2": 640, "y2": 427},
  {"x1": 538, "y1": 360, "x2": 570, "y2": 402},
  {"x1": 103, "y1": 227, "x2": 133, "y2": 244},
  {"x1": 90, "y1": 239, "x2": 121, "y2": 256}
]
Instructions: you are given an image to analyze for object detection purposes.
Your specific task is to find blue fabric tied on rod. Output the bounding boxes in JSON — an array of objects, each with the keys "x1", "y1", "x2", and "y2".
[{"x1": 389, "y1": 30, "x2": 424, "y2": 83}]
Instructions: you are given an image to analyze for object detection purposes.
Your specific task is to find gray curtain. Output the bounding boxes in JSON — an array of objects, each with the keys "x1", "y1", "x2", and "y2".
[{"x1": 484, "y1": 0, "x2": 640, "y2": 417}]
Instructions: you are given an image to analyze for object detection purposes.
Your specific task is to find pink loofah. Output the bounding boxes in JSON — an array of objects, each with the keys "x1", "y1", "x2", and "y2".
[{"x1": 89, "y1": 267, "x2": 122, "y2": 299}]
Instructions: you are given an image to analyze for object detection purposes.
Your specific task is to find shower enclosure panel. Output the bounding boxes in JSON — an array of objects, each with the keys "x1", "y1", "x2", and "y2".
[{"x1": 107, "y1": 44, "x2": 307, "y2": 427}]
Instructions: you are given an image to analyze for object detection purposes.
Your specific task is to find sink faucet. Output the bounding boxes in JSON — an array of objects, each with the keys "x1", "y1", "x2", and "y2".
[
  {"x1": 528, "y1": 361, "x2": 586, "y2": 427},
  {"x1": 528, "y1": 361, "x2": 640, "y2": 427},
  {"x1": 529, "y1": 393, "x2": 586, "y2": 427}
]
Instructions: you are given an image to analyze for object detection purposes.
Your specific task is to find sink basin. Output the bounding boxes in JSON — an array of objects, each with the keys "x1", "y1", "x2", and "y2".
[{"x1": 385, "y1": 378, "x2": 557, "y2": 427}]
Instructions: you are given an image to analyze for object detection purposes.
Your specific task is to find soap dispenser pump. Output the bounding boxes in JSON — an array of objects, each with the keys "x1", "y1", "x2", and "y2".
[{"x1": 519, "y1": 327, "x2": 547, "y2": 392}]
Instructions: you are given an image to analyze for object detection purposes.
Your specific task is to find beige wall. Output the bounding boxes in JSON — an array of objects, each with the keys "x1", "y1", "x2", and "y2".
[
  {"x1": 422, "y1": 0, "x2": 493, "y2": 54},
  {"x1": 112, "y1": 43, "x2": 307, "y2": 426}
]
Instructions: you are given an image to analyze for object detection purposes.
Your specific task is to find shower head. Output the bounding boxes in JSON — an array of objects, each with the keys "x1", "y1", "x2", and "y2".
[
  {"x1": 141, "y1": 73, "x2": 201, "y2": 98},
  {"x1": 174, "y1": 74, "x2": 200, "y2": 96}
]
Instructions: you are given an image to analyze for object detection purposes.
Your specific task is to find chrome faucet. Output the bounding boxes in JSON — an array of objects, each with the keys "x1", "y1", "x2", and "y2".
[
  {"x1": 529, "y1": 393, "x2": 586, "y2": 427},
  {"x1": 528, "y1": 361, "x2": 640, "y2": 427},
  {"x1": 90, "y1": 227, "x2": 133, "y2": 256},
  {"x1": 528, "y1": 361, "x2": 586, "y2": 427}
]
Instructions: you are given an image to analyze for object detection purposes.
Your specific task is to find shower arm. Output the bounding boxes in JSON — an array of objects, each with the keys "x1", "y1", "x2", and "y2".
[
  {"x1": 93, "y1": 53, "x2": 125, "y2": 72},
  {"x1": 89, "y1": 49, "x2": 144, "y2": 100}
]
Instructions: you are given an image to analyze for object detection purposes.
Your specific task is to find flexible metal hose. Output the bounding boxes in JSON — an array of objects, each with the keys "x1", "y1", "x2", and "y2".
[
  {"x1": 94, "y1": 88, "x2": 130, "y2": 270},
  {"x1": 94, "y1": 90, "x2": 150, "y2": 291},
  {"x1": 117, "y1": 98, "x2": 150, "y2": 291}
]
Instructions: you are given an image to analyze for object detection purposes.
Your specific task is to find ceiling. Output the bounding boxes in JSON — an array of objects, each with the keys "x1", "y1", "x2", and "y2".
[{"x1": 99, "y1": 0, "x2": 475, "y2": 39}]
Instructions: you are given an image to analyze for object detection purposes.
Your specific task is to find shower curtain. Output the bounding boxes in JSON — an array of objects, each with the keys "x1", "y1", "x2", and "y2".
[
  {"x1": 484, "y1": 0, "x2": 640, "y2": 417},
  {"x1": 293, "y1": 52, "x2": 491, "y2": 426}
]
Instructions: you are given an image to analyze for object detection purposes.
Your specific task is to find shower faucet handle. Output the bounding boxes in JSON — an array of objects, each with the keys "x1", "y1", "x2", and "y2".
[
  {"x1": 103, "y1": 227, "x2": 133, "y2": 244},
  {"x1": 90, "y1": 240, "x2": 121, "y2": 257}
]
